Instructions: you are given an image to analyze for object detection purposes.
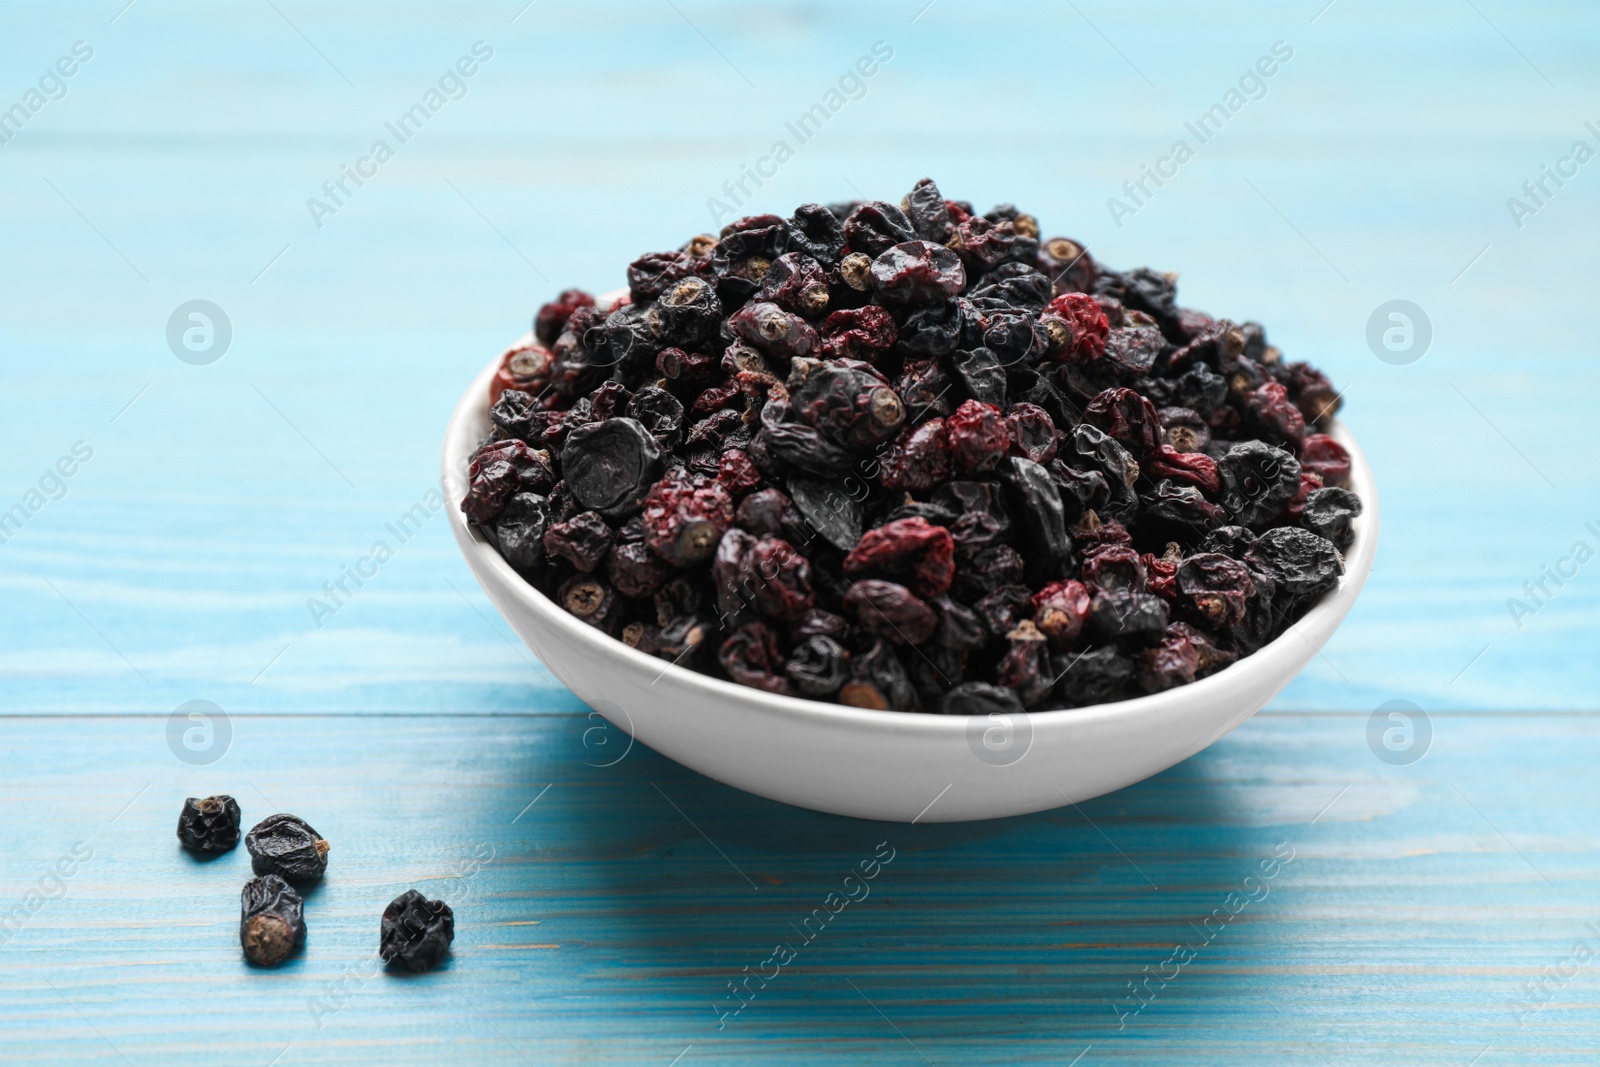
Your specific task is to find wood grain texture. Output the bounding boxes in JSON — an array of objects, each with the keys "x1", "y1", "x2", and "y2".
[{"x1": 1, "y1": 712, "x2": 1596, "y2": 1065}]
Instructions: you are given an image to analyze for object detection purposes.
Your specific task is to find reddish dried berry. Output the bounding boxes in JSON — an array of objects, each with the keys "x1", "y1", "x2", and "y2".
[
  {"x1": 642, "y1": 469, "x2": 734, "y2": 567},
  {"x1": 1139, "y1": 627, "x2": 1200, "y2": 693},
  {"x1": 462, "y1": 439, "x2": 554, "y2": 525},
  {"x1": 543, "y1": 511, "x2": 614, "y2": 573},
  {"x1": 490, "y1": 343, "x2": 554, "y2": 407},
  {"x1": 1245, "y1": 381, "x2": 1306, "y2": 445},
  {"x1": 1041, "y1": 293, "x2": 1109, "y2": 363},
  {"x1": 762, "y1": 252, "x2": 833, "y2": 317},
  {"x1": 1085, "y1": 387, "x2": 1161, "y2": 457},
  {"x1": 1005, "y1": 403, "x2": 1058, "y2": 465},
  {"x1": 1144, "y1": 551, "x2": 1180, "y2": 602},
  {"x1": 743, "y1": 537, "x2": 815, "y2": 621},
  {"x1": 1299, "y1": 433, "x2": 1352, "y2": 487},
  {"x1": 1145, "y1": 444, "x2": 1220, "y2": 496},
  {"x1": 878, "y1": 419, "x2": 951, "y2": 494},
  {"x1": 1031, "y1": 579, "x2": 1091, "y2": 648},
  {"x1": 997, "y1": 620, "x2": 1052, "y2": 706},
  {"x1": 843, "y1": 579, "x2": 938, "y2": 646},
  {"x1": 717, "y1": 449, "x2": 762, "y2": 498},
  {"x1": 945, "y1": 400, "x2": 1009, "y2": 474},
  {"x1": 719, "y1": 621, "x2": 792, "y2": 695},
  {"x1": 843, "y1": 517, "x2": 956, "y2": 598},
  {"x1": 727, "y1": 301, "x2": 820, "y2": 363},
  {"x1": 820, "y1": 305, "x2": 898, "y2": 361},
  {"x1": 534, "y1": 290, "x2": 594, "y2": 348}
]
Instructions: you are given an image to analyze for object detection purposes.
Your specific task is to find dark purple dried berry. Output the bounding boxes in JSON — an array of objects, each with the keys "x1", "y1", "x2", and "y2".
[
  {"x1": 720, "y1": 621, "x2": 792, "y2": 695},
  {"x1": 245, "y1": 814, "x2": 328, "y2": 884},
  {"x1": 543, "y1": 511, "x2": 614, "y2": 573},
  {"x1": 844, "y1": 201, "x2": 917, "y2": 257},
  {"x1": 241, "y1": 874, "x2": 304, "y2": 967},
  {"x1": 1301, "y1": 486, "x2": 1362, "y2": 550},
  {"x1": 1089, "y1": 590, "x2": 1169, "y2": 644},
  {"x1": 1217, "y1": 441, "x2": 1301, "y2": 528},
  {"x1": 491, "y1": 492, "x2": 549, "y2": 573},
  {"x1": 762, "y1": 252, "x2": 832, "y2": 317},
  {"x1": 870, "y1": 241, "x2": 966, "y2": 305},
  {"x1": 787, "y1": 358, "x2": 906, "y2": 450},
  {"x1": 1244, "y1": 527, "x2": 1343, "y2": 603},
  {"x1": 786, "y1": 634, "x2": 850, "y2": 697},
  {"x1": 380, "y1": 889, "x2": 454, "y2": 973},
  {"x1": 788, "y1": 203, "x2": 847, "y2": 264},
  {"x1": 844, "y1": 579, "x2": 937, "y2": 646},
  {"x1": 839, "y1": 639, "x2": 917, "y2": 711},
  {"x1": 1176, "y1": 552, "x2": 1255, "y2": 631},
  {"x1": 1053, "y1": 646, "x2": 1134, "y2": 706},
  {"x1": 787, "y1": 475, "x2": 862, "y2": 551},
  {"x1": 625, "y1": 387, "x2": 686, "y2": 452},
  {"x1": 937, "y1": 681, "x2": 1023, "y2": 717},
  {"x1": 997, "y1": 620, "x2": 1053, "y2": 706},
  {"x1": 177, "y1": 795, "x2": 241, "y2": 855},
  {"x1": 562, "y1": 418, "x2": 664, "y2": 520}
]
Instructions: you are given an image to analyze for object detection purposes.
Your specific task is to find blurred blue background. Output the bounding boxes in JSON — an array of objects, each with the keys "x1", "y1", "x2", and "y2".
[{"x1": 0, "y1": 0, "x2": 1593, "y2": 714}]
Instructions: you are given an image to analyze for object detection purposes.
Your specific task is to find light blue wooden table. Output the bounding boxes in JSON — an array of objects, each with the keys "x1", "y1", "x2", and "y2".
[{"x1": 2, "y1": 1, "x2": 1597, "y2": 1062}]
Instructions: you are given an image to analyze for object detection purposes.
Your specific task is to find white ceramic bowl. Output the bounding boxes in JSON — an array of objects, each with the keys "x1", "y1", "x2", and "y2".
[{"x1": 444, "y1": 333, "x2": 1378, "y2": 823}]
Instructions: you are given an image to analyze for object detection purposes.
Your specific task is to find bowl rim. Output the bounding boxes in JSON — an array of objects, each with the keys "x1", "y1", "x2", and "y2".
[{"x1": 443, "y1": 331, "x2": 1379, "y2": 735}]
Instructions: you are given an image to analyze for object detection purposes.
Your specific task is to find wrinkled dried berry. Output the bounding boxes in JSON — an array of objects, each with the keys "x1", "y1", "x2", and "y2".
[
  {"x1": 785, "y1": 634, "x2": 850, "y2": 697},
  {"x1": 642, "y1": 469, "x2": 734, "y2": 567},
  {"x1": 543, "y1": 511, "x2": 614, "y2": 573},
  {"x1": 177, "y1": 795, "x2": 241, "y2": 855},
  {"x1": 463, "y1": 440, "x2": 554, "y2": 525},
  {"x1": 561, "y1": 418, "x2": 662, "y2": 520},
  {"x1": 839, "y1": 639, "x2": 917, "y2": 710},
  {"x1": 1217, "y1": 441, "x2": 1301, "y2": 528},
  {"x1": 1245, "y1": 527, "x2": 1343, "y2": 604},
  {"x1": 938, "y1": 680, "x2": 1024, "y2": 717},
  {"x1": 380, "y1": 889, "x2": 455, "y2": 973},
  {"x1": 241, "y1": 874, "x2": 305, "y2": 967},
  {"x1": 1177, "y1": 552, "x2": 1255, "y2": 630},
  {"x1": 245, "y1": 814, "x2": 328, "y2": 884},
  {"x1": 1300, "y1": 486, "x2": 1362, "y2": 550},
  {"x1": 870, "y1": 241, "x2": 966, "y2": 305},
  {"x1": 843, "y1": 517, "x2": 955, "y2": 598},
  {"x1": 845, "y1": 579, "x2": 938, "y2": 646}
]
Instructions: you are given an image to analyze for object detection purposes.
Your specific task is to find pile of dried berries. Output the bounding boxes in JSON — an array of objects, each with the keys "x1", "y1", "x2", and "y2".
[{"x1": 465, "y1": 178, "x2": 1361, "y2": 711}]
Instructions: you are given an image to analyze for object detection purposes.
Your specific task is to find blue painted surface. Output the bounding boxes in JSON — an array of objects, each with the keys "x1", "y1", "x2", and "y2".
[{"x1": 1, "y1": 0, "x2": 1598, "y2": 1061}]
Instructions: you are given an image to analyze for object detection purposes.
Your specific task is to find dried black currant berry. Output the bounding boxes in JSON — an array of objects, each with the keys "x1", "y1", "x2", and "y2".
[
  {"x1": 937, "y1": 681, "x2": 1024, "y2": 717},
  {"x1": 561, "y1": 417, "x2": 663, "y2": 520},
  {"x1": 245, "y1": 814, "x2": 329, "y2": 884},
  {"x1": 177, "y1": 795, "x2": 242, "y2": 855},
  {"x1": 380, "y1": 889, "x2": 455, "y2": 973},
  {"x1": 240, "y1": 874, "x2": 305, "y2": 967}
]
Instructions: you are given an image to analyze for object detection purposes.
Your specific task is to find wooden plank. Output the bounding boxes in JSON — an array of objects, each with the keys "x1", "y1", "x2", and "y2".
[{"x1": 0, "y1": 711, "x2": 1595, "y2": 1064}]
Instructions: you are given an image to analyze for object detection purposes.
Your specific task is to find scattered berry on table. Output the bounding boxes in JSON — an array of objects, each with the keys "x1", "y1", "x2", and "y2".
[
  {"x1": 177, "y1": 795, "x2": 242, "y2": 855},
  {"x1": 245, "y1": 813, "x2": 329, "y2": 884},
  {"x1": 380, "y1": 890, "x2": 455, "y2": 973},
  {"x1": 240, "y1": 874, "x2": 305, "y2": 967}
]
